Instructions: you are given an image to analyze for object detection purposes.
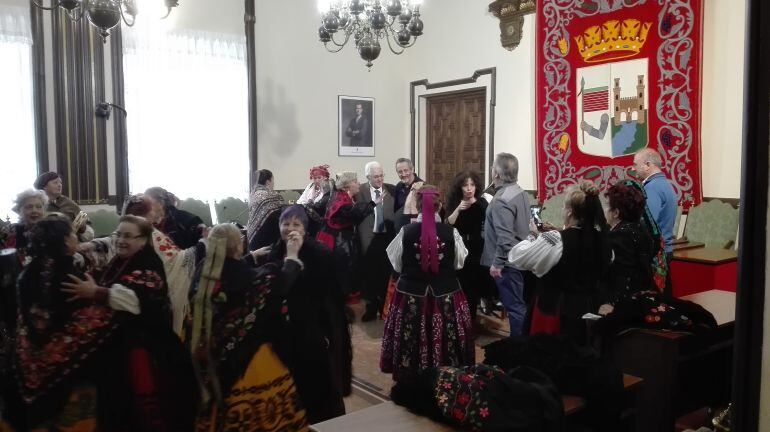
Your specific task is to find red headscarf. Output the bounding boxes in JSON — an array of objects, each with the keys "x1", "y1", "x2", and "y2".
[
  {"x1": 309, "y1": 164, "x2": 330, "y2": 179},
  {"x1": 418, "y1": 187, "x2": 441, "y2": 275}
]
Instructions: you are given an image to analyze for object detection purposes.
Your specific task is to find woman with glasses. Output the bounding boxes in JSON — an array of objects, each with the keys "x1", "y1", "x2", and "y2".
[
  {"x1": 80, "y1": 194, "x2": 205, "y2": 336},
  {"x1": 60, "y1": 215, "x2": 198, "y2": 431}
]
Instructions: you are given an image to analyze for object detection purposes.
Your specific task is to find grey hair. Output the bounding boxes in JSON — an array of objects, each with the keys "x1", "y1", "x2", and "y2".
[
  {"x1": 12, "y1": 189, "x2": 48, "y2": 214},
  {"x1": 208, "y1": 223, "x2": 242, "y2": 257},
  {"x1": 635, "y1": 148, "x2": 663, "y2": 168},
  {"x1": 336, "y1": 171, "x2": 358, "y2": 190},
  {"x1": 395, "y1": 158, "x2": 413, "y2": 168},
  {"x1": 364, "y1": 161, "x2": 382, "y2": 178},
  {"x1": 492, "y1": 153, "x2": 519, "y2": 183}
]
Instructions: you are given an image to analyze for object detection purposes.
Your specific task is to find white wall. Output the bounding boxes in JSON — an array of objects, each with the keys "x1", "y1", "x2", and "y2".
[
  {"x1": 701, "y1": 0, "x2": 746, "y2": 198},
  {"x1": 254, "y1": 0, "x2": 412, "y2": 190}
]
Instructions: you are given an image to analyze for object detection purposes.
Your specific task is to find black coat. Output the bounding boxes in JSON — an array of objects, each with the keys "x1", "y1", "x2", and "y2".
[
  {"x1": 607, "y1": 221, "x2": 656, "y2": 302},
  {"x1": 160, "y1": 207, "x2": 204, "y2": 249}
]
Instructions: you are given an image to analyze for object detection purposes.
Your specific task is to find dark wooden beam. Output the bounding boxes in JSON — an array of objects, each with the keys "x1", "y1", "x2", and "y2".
[
  {"x1": 30, "y1": 2, "x2": 48, "y2": 173},
  {"x1": 245, "y1": 0, "x2": 258, "y2": 178}
]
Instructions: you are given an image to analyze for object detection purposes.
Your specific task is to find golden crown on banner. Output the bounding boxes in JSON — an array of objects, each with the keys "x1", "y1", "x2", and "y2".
[{"x1": 572, "y1": 19, "x2": 652, "y2": 63}]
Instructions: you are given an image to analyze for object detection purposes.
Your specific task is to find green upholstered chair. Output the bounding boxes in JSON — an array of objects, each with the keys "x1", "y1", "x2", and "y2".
[
  {"x1": 277, "y1": 189, "x2": 301, "y2": 204},
  {"x1": 215, "y1": 197, "x2": 248, "y2": 226},
  {"x1": 683, "y1": 199, "x2": 739, "y2": 249},
  {"x1": 540, "y1": 193, "x2": 566, "y2": 228},
  {"x1": 88, "y1": 209, "x2": 120, "y2": 237},
  {"x1": 179, "y1": 198, "x2": 213, "y2": 226},
  {"x1": 672, "y1": 205, "x2": 684, "y2": 239},
  {"x1": 524, "y1": 190, "x2": 537, "y2": 206}
]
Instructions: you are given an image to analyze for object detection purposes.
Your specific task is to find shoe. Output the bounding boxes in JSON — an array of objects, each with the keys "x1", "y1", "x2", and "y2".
[{"x1": 361, "y1": 305, "x2": 378, "y2": 322}]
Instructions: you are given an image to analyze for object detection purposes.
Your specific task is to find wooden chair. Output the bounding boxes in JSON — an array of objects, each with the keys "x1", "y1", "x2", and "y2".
[
  {"x1": 673, "y1": 205, "x2": 683, "y2": 239},
  {"x1": 540, "y1": 193, "x2": 565, "y2": 227},
  {"x1": 683, "y1": 199, "x2": 739, "y2": 249},
  {"x1": 214, "y1": 197, "x2": 248, "y2": 226},
  {"x1": 179, "y1": 198, "x2": 213, "y2": 226},
  {"x1": 88, "y1": 209, "x2": 120, "y2": 237}
]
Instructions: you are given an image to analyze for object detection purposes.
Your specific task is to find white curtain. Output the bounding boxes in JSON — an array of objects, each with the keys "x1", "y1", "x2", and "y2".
[
  {"x1": 0, "y1": 6, "x2": 37, "y2": 223},
  {"x1": 123, "y1": 28, "x2": 249, "y2": 205}
]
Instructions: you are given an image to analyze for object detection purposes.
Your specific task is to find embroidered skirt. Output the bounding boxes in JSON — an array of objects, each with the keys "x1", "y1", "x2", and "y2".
[{"x1": 380, "y1": 289, "x2": 475, "y2": 381}]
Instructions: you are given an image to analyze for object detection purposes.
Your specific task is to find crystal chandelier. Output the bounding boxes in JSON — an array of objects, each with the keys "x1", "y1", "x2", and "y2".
[
  {"x1": 317, "y1": 0, "x2": 424, "y2": 69},
  {"x1": 31, "y1": 0, "x2": 180, "y2": 42}
]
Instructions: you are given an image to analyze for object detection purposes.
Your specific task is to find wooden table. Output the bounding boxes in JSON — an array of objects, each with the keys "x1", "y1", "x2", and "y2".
[
  {"x1": 672, "y1": 241, "x2": 705, "y2": 252},
  {"x1": 671, "y1": 247, "x2": 738, "y2": 297},
  {"x1": 610, "y1": 289, "x2": 736, "y2": 432}
]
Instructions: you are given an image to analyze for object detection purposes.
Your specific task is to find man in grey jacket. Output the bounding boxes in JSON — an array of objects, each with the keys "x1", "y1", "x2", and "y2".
[{"x1": 480, "y1": 153, "x2": 531, "y2": 336}]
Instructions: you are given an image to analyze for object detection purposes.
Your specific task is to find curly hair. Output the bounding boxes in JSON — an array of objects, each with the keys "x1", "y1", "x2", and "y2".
[
  {"x1": 446, "y1": 171, "x2": 483, "y2": 214},
  {"x1": 28, "y1": 215, "x2": 73, "y2": 259},
  {"x1": 606, "y1": 182, "x2": 646, "y2": 222}
]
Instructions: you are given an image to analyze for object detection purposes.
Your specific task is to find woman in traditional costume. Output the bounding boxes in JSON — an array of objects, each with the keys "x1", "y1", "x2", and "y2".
[
  {"x1": 59, "y1": 215, "x2": 199, "y2": 430},
  {"x1": 247, "y1": 169, "x2": 286, "y2": 250},
  {"x1": 380, "y1": 185, "x2": 475, "y2": 382},
  {"x1": 80, "y1": 194, "x2": 205, "y2": 336},
  {"x1": 188, "y1": 223, "x2": 308, "y2": 431},
  {"x1": 316, "y1": 171, "x2": 376, "y2": 299},
  {"x1": 508, "y1": 181, "x2": 611, "y2": 345},
  {"x1": 297, "y1": 164, "x2": 332, "y2": 237}
]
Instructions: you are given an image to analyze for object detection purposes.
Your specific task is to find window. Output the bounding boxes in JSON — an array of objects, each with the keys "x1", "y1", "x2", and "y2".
[
  {"x1": 123, "y1": 28, "x2": 249, "y2": 205},
  {"x1": 0, "y1": 6, "x2": 37, "y2": 222}
]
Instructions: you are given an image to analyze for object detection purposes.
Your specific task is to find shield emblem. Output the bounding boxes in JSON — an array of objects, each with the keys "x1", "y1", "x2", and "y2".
[{"x1": 576, "y1": 58, "x2": 649, "y2": 158}]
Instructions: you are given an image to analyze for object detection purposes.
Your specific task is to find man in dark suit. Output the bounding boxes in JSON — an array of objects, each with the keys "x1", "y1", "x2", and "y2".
[
  {"x1": 392, "y1": 157, "x2": 424, "y2": 232},
  {"x1": 345, "y1": 103, "x2": 369, "y2": 147},
  {"x1": 357, "y1": 161, "x2": 395, "y2": 321}
]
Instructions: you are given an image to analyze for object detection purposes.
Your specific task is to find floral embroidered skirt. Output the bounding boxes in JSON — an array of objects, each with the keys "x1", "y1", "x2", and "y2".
[{"x1": 380, "y1": 289, "x2": 475, "y2": 381}]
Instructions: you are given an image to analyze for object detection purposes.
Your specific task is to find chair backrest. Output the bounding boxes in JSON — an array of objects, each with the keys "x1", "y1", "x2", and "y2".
[
  {"x1": 277, "y1": 189, "x2": 301, "y2": 204},
  {"x1": 672, "y1": 205, "x2": 684, "y2": 239},
  {"x1": 215, "y1": 197, "x2": 248, "y2": 226},
  {"x1": 683, "y1": 199, "x2": 739, "y2": 249},
  {"x1": 179, "y1": 198, "x2": 213, "y2": 226},
  {"x1": 88, "y1": 209, "x2": 120, "y2": 237},
  {"x1": 540, "y1": 193, "x2": 566, "y2": 227}
]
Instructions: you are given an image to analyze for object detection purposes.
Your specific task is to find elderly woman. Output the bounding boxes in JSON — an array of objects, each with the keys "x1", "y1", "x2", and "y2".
[
  {"x1": 297, "y1": 164, "x2": 332, "y2": 237},
  {"x1": 0, "y1": 189, "x2": 47, "y2": 263},
  {"x1": 316, "y1": 171, "x2": 377, "y2": 298},
  {"x1": 81, "y1": 194, "x2": 205, "y2": 335},
  {"x1": 144, "y1": 187, "x2": 205, "y2": 249},
  {"x1": 188, "y1": 223, "x2": 308, "y2": 431},
  {"x1": 247, "y1": 169, "x2": 287, "y2": 250},
  {"x1": 34, "y1": 172, "x2": 94, "y2": 242},
  {"x1": 254, "y1": 205, "x2": 351, "y2": 424},
  {"x1": 445, "y1": 170, "x2": 493, "y2": 321},
  {"x1": 61, "y1": 215, "x2": 198, "y2": 430},
  {"x1": 508, "y1": 181, "x2": 611, "y2": 345},
  {"x1": 380, "y1": 184, "x2": 474, "y2": 382}
]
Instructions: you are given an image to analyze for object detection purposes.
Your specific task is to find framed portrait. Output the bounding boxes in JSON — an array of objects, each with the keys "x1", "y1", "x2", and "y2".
[{"x1": 338, "y1": 95, "x2": 374, "y2": 156}]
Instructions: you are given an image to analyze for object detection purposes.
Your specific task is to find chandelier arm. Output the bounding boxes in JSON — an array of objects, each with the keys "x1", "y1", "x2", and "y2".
[
  {"x1": 324, "y1": 41, "x2": 346, "y2": 53},
  {"x1": 384, "y1": 32, "x2": 406, "y2": 55},
  {"x1": 30, "y1": 0, "x2": 64, "y2": 11},
  {"x1": 120, "y1": 7, "x2": 136, "y2": 27},
  {"x1": 160, "y1": 7, "x2": 172, "y2": 19},
  {"x1": 68, "y1": 4, "x2": 85, "y2": 22},
  {"x1": 328, "y1": 30, "x2": 351, "y2": 48}
]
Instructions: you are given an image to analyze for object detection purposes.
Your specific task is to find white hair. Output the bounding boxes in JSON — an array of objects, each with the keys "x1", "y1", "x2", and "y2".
[
  {"x1": 493, "y1": 153, "x2": 519, "y2": 183},
  {"x1": 336, "y1": 171, "x2": 358, "y2": 190},
  {"x1": 364, "y1": 161, "x2": 383, "y2": 178},
  {"x1": 12, "y1": 189, "x2": 48, "y2": 214}
]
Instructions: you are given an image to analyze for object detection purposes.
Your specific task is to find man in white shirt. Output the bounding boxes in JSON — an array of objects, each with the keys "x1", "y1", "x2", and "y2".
[{"x1": 357, "y1": 161, "x2": 395, "y2": 321}]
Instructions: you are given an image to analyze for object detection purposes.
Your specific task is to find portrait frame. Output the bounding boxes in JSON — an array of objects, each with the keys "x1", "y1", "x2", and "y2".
[{"x1": 338, "y1": 95, "x2": 375, "y2": 157}]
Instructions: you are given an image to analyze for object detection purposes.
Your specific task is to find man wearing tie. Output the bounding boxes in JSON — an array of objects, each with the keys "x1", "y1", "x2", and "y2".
[{"x1": 357, "y1": 161, "x2": 396, "y2": 321}]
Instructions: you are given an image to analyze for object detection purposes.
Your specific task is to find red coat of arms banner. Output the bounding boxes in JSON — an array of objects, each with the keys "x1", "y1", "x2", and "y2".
[{"x1": 535, "y1": 0, "x2": 703, "y2": 208}]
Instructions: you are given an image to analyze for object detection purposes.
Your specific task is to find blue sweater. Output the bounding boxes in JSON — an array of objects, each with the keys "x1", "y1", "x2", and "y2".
[{"x1": 643, "y1": 173, "x2": 677, "y2": 252}]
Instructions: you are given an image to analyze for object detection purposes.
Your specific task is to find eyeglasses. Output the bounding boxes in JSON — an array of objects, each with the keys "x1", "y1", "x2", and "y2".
[{"x1": 112, "y1": 232, "x2": 145, "y2": 240}]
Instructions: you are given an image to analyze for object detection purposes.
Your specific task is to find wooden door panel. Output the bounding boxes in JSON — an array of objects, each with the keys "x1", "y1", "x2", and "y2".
[{"x1": 426, "y1": 89, "x2": 486, "y2": 199}]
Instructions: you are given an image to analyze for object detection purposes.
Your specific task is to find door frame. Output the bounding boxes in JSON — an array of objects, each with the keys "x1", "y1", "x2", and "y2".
[{"x1": 410, "y1": 68, "x2": 497, "y2": 185}]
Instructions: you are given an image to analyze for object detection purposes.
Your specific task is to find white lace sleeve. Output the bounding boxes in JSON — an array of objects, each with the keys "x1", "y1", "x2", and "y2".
[
  {"x1": 453, "y1": 228, "x2": 468, "y2": 270},
  {"x1": 507, "y1": 230, "x2": 563, "y2": 277},
  {"x1": 296, "y1": 183, "x2": 314, "y2": 205},
  {"x1": 386, "y1": 228, "x2": 405, "y2": 273},
  {"x1": 108, "y1": 284, "x2": 140, "y2": 315}
]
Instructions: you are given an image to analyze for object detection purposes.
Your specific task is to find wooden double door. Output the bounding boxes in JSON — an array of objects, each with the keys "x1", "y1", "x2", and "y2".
[{"x1": 425, "y1": 88, "x2": 487, "y2": 199}]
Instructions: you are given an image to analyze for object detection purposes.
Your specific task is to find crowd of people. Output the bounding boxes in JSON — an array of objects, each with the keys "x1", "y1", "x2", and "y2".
[{"x1": 0, "y1": 147, "x2": 681, "y2": 430}]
